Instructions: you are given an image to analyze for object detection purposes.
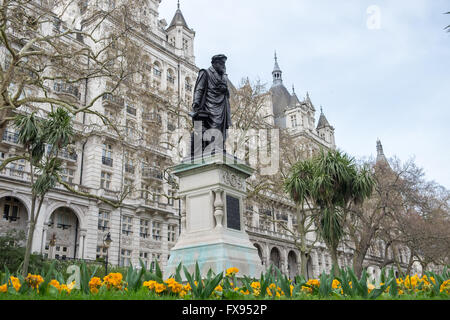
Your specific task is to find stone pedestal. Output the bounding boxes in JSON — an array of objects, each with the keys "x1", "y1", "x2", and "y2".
[{"x1": 165, "y1": 153, "x2": 263, "y2": 280}]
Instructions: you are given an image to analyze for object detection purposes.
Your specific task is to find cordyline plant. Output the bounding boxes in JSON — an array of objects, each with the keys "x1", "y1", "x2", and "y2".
[{"x1": 285, "y1": 149, "x2": 375, "y2": 276}]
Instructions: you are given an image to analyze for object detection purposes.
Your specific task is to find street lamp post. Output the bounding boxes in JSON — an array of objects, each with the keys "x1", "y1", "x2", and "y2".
[{"x1": 103, "y1": 232, "x2": 112, "y2": 276}]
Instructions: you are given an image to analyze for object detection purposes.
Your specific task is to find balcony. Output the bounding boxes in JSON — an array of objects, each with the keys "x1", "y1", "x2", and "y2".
[
  {"x1": 142, "y1": 112, "x2": 162, "y2": 124},
  {"x1": 46, "y1": 146, "x2": 78, "y2": 162},
  {"x1": 102, "y1": 93, "x2": 125, "y2": 109},
  {"x1": 246, "y1": 226, "x2": 295, "y2": 242},
  {"x1": 102, "y1": 156, "x2": 113, "y2": 167},
  {"x1": 142, "y1": 167, "x2": 163, "y2": 182},
  {"x1": 2, "y1": 131, "x2": 20, "y2": 145},
  {"x1": 53, "y1": 82, "x2": 81, "y2": 101}
]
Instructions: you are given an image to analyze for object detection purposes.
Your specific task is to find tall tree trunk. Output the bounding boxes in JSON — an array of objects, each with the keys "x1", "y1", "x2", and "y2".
[
  {"x1": 22, "y1": 220, "x2": 36, "y2": 276},
  {"x1": 21, "y1": 195, "x2": 44, "y2": 276},
  {"x1": 353, "y1": 250, "x2": 366, "y2": 279},
  {"x1": 330, "y1": 245, "x2": 340, "y2": 277},
  {"x1": 300, "y1": 251, "x2": 308, "y2": 279}
]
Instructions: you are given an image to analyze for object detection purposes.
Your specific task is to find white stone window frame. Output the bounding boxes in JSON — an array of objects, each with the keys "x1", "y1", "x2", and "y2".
[
  {"x1": 100, "y1": 171, "x2": 112, "y2": 190},
  {"x1": 121, "y1": 215, "x2": 133, "y2": 236},
  {"x1": 152, "y1": 221, "x2": 162, "y2": 241},
  {"x1": 168, "y1": 224, "x2": 176, "y2": 243},
  {"x1": 139, "y1": 219, "x2": 150, "y2": 238},
  {"x1": 98, "y1": 210, "x2": 111, "y2": 232}
]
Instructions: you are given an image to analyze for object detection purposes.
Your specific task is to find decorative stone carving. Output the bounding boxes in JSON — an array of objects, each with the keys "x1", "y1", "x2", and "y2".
[{"x1": 221, "y1": 169, "x2": 245, "y2": 192}]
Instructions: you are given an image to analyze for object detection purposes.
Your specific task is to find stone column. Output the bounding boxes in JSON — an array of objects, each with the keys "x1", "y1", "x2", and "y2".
[
  {"x1": 78, "y1": 229, "x2": 87, "y2": 259},
  {"x1": 40, "y1": 226, "x2": 48, "y2": 254}
]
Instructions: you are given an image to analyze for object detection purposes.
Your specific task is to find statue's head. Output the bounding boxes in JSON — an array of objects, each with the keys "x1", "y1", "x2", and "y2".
[{"x1": 211, "y1": 54, "x2": 227, "y2": 76}]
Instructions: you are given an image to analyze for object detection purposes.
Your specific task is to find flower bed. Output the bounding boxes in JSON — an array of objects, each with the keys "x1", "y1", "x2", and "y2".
[{"x1": 0, "y1": 261, "x2": 449, "y2": 300}]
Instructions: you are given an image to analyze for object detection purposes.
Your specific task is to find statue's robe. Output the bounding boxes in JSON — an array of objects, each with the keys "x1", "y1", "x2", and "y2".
[{"x1": 192, "y1": 66, "x2": 232, "y2": 141}]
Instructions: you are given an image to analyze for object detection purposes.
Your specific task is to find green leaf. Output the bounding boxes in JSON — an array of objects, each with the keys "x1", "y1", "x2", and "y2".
[{"x1": 174, "y1": 262, "x2": 183, "y2": 283}]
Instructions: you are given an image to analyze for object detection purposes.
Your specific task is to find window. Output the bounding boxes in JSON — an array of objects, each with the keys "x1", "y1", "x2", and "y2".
[
  {"x1": 141, "y1": 184, "x2": 150, "y2": 200},
  {"x1": 139, "y1": 252, "x2": 150, "y2": 269},
  {"x1": 126, "y1": 103, "x2": 136, "y2": 116},
  {"x1": 100, "y1": 171, "x2": 112, "y2": 190},
  {"x1": 124, "y1": 152, "x2": 135, "y2": 174},
  {"x1": 3, "y1": 197, "x2": 20, "y2": 222},
  {"x1": 126, "y1": 120, "x2": 135, "y2": 138},
  {"x1": 290, "y1": 115, "x2": 298, "y2": 127},
  {"x1": 152, "y1": 188, "x2": 161, "y2": 203},
  {"x1": 152, "y1": 221, "x2": 161, "y2": 241},
  {"x1": 150, "y1": 253, "x2": 161, "y2": 270},
  {"x1": 168, "y1": 225, "x2": 176, "y2": 243},
  {"x1": 122, "y1": 216, "x2": 133, "y2": 236},
  {"x1": 61, "y1": 167, "x2": 75, "y2": 184},
  {"x1": 140, "y1": 219, "x2": 149, "y2": 238},
  {"x1": 124, "y1": 178, "x2": 133, "y2": 194},
  {"x1": 168, "y1": 190, "x2": 174, "y2": 206},
  {"x1": 167, "y1": 70, "x2": 175, "y2": 85},
  {"x1": 102, "y1": 144, "x2": 113, "y2": 166},
  {"x1": 98, "y1": 211, "x2": 110, "y2": 231},
  {"x1": 153, "y1": 63, "x2": 161, "y2": 77},
  {"x1": 120, "y1": 249, "x2": 132, "y2": 267}
]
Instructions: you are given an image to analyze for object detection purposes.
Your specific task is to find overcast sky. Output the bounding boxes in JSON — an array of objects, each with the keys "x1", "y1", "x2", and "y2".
[{"x1": 159, "y1": 0, "x2": 450, "y2": 189}]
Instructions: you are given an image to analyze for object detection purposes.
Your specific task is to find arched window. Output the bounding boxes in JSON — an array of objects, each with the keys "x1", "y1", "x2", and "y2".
[
  {"x1": 167, "y1": 69, "x2": 175, "y2": 85},
  {"x1": 153, "y1": 62, "x2": 161, "y2": 78}
]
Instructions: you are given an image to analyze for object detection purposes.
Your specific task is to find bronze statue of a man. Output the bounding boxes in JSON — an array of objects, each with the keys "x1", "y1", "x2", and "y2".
[{"x1": 190, "y1": 54, "x2": 232, "y2": 158}]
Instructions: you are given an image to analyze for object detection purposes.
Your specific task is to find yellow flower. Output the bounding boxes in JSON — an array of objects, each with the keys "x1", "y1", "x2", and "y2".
[
  {"x1": 440, "y1": 280, "x2": 450, "y2": 294},
  {"x1": 103, "y1": 273, "x2": 123, "y2": 290},
  {"x1": 143, "y1": 280, "x2": 157, "y2": 290},
  {"x1": 226, "y1": 267, "x2": 239, "y2": 277},
  {"x1": 0, "y1": 284, "x2": 6, "y2": 293},
  {"x1": 332, "y1": 279, "x2": 341, "y2": 289},
  {"x1": 215, "y1": 285, "x2": 223, "y2": 292},
  {"x1": 183, "y1": 283, "x2": 192, "y2": 291},
  {"x1": 89, "y1": 277, "x2": 102, "y2": 293},
  {"x1": 240, "y1": 289, "x2": 250, "y2": 295},
  {"x1": 367, "y1": 283, "x2": 375, "y2": 293},
  {"x1": 179, "y1": 290, "x2": 187, "y2": 298},
  {"x1": 155, "y1": 283, "x2": 166, "y2": 294},
  {"x1": 49, "y1": 280, "x2": 61, "y2": 291},
  {"x1": 9, "y1": 276, "x2": 21, "y2": 292},
  {"x1": 25, "y1": 274, "x2": 43, "y2": 291},
  {"x1": 290, "y1": 285, "x2": 294, "y2": 296}
]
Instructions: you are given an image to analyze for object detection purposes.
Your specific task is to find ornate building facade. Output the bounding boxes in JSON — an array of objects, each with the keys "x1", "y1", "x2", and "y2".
[{"x1": 0, "y1": 1, "x2": 417, "y2": 279}]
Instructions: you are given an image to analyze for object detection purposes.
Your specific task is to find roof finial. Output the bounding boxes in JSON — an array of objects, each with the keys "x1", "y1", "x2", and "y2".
[
  {"x1": 320, "y1": 106, "x2": 323, "y2": 114},
  {"x1": 177, "y1": 0, "x2": 180, "y2": 9},
  {"x1": 292, "y1": 84, "x2": 295, "y2": 94}
]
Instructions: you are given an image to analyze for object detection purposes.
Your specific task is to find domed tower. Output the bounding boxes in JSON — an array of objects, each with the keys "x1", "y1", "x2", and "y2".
[
  {"x1": 269, "y1": 52, "x2": 291, "y2": 128},
  {"x1": 166, "y1": 1, "x2": 195, "y2": 63}
]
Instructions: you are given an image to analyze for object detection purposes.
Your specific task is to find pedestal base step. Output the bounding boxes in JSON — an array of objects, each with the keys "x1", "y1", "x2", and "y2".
[{"x1": 165, "y1": 242, "x2": 264, "y2": 280}]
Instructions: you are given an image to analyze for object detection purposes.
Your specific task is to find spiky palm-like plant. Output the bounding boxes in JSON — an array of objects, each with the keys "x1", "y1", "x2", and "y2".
[
  {"x1": 285, "y1": 149, "x2": 375, "y2": 276},
  {"x1": 14, "y1": 108, "x2": 74, "y2": 276}
]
